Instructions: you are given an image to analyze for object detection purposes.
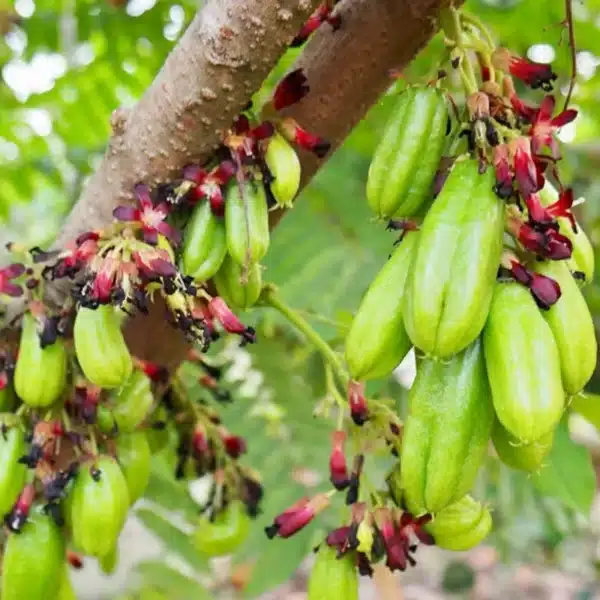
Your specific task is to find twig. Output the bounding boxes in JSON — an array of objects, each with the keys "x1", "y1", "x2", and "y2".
[{"x1": 563, "y1": 0, "x2": 577, "y2": 112}]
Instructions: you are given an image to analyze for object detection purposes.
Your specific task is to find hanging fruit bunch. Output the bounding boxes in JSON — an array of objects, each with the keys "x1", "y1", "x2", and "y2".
[{"x1": 0, "y1": 62, "x2": 329, "y2": 596}]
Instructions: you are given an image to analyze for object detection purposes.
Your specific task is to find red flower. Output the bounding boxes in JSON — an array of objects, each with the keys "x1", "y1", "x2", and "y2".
[
  {"x1": 221, "y1": 430, "x2": 247, "y2": 459},
  {"x1": 265, "y1": 494, "x2": 330, "y2": 539},
  {"x1": 91, "y1": 256, "x2": 120, "y2": 302},
  {"x1": 503, "y1": 76, "x2": 537, "y2": 123},
  {"x1": 492, "y1": 48, "x2": 557, "y2": 91},
  {"x1": 183, "y1": 161, "x2": 236, "y2": 215},
  {"x1": 509, "y1": 137, "x2": 544, "y2": 198},
  {"x1": 530, "y1": 95, "x2": 577, "y2": 160},
  {"x1": 207, "y1": 297, "x2": 256, "y2": 344},
  {"x1": 525, "y1": 189, "x2": 576, "y2": 232},
  {"x1": 347, "y1": 380, "x2": 368, "y2": 425},
  {"x1": 290, "y1": 3, "x2": 341, "y2": 47},
  {"x1": 192, "y1": 425, "x2": 209, "y2": 457},
  {"x1": 113, "y1": 184, "x2": 180, "y2": 246},
  {"x1": 280, "y1": 117, "x2": 330, "y2": 157},
  {"x1": 272, "y1": 69, "x2": 310, "y2": 111},
  {"x1": 329, "y1": 430, "x2": 349, "y2": 491},
  {"x1": 507, "y1": 213, "x2": 572, "y2": 260},
  {"x1": 492, "y1": 144, "x2": 513, "y2": 198},
  {"x1": 506, "y1": 259, "x2": 562, "y2": 309},
  {"x1": 0, "y1": 263, "x2": 25, "y2": 297}
]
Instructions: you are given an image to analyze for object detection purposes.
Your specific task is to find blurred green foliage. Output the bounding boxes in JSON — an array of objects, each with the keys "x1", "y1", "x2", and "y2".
[{"x1": 2, "y1": 0, "x2": 600, "y2": 597}]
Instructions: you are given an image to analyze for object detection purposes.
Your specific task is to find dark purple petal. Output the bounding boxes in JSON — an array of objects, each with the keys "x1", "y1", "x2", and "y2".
[{"x1": 113, "y1": 205, "x2": 139, "y2": 222}]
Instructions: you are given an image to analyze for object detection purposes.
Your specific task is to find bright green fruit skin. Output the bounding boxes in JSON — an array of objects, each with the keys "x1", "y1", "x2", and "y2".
[
  {"x1": 225, "y1": 180, "x2": 270, "y2": 266},
  {"x1": 57, "y1": 563, "x2": 77, "y2": 600},
  {"x1": 492, "y1": 419, "x2": 554, "y2": 472},
  {"x1": 483, "y1": 282, "x2": 564, "y2": 443},
  {"x1": 345, "y1": 232, "x2": 418, "y2": 381},
  {"x1": 193, "y1": 502, "x2": 250, "y2": 557},
  {"x1": 68, "y1": 456, "x2": 130, "y2": 558},
  {"x1": 367, "y1": 86, "x2": 449, "y2": 219},
  {"x1": 533, "y1": 260, "x2": 597, "y2": 395},
  {"x1": 308, "y1": 544, "x2": 359, "y2": 600},
  {"x1": 400, "y1": 338, "x2": 493, "y2": 515},
  {"x1": 99, "y1": 543, "x2": 119, "y2": 575},
  {"x1": 14, "y1": 313, "x2": 67, "y2": 408},
  {"x1": 539, "y1": 181, "x2": 594, "y2": 286},
  {"x1": 0, "y1": 415, "x2": 27, "y2": 516},
  {"x1": 181, "y1": 201, "x2": 227, "y2": 282},
  {"x1": 265, "y1": 134, "x2": 301, "y2": 208},
  {"x1": 425, "y1": 495, "x2": 492, "y2": 551},
  {"x1": 213, "y1": 254, "x2": 262, "y2": 310},
  {"x1": 116, "y1": 431, "x2": 151, "y2": 504},
  {"x1": 110, "y1": 369, "x2": 154, "y2": 432},
  {"x1": 2, "y1": 509, "x2": 65, "y2": 600},
  {"x1": 74, "y1": 305, "x2": 133, "y2": 389},
  {"x1": 403, "y1": 160, "x2": 504, "y2": 358}
]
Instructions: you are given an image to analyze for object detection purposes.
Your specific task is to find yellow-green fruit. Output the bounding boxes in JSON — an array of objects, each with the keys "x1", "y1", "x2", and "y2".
[
  {"x1": 345, "y1": 232, "x2": 418, "y2": 380},
  {"x1": 425, "y1": 495, "x2": 492, "y2": 551},
  {"x1": 400, "y1": 338, "x2": 493, "y2": 514},
  {"x1": 492, "y1": 420, "x2": 554, "y2": 472},
  {"x1": 265, "y1": 133, "x2": 301, "y2": 207},
  {"x1": 57, "y1": 564, "x2": 77, "y2": 600},
  {"x1": 483, "y1": 282, "x2": 564, "y2": 443},
  {"x1": 308, "y1": 545, "x2": 359, "y2": 600},
  {"x1": 539, "y1": 181, "x2": 594, "y2": 286},
  {"x1": 14, "y1": 313, "x2": 67, "y2": 407},
  {"x1": 213, "y1": 254, "x2": 262, "y2": 310},
  {"x1": 367, "y1": 86, "x2": 449, "y2": 219},
  {"x1": 110, "y1": 369, "x2": 155, "y2": 432},
  {"x1": 2, "y1": 509, "x2": 65, "y2": 600},
  {"x1": 0, "y1": 415, "x2": 27, "y2": 516},
  {"x1": 116, "y1": 431, "x2": 151, "y2": 504},
  {"x1": 403, "y1": 160, "x2": 504, "y2": 357},
  {"x1": 74, "y1": 305, "x2": 133, "y2": 389},
  {"x1": 181, "y1": 201, "x2": 227, "y2": 282},
  {"x1": 533, "y1": 260, "x2": 597, "y2": 395},
  {"x1": 99, "y1": 543, "x2": 119, "y2": 575}
]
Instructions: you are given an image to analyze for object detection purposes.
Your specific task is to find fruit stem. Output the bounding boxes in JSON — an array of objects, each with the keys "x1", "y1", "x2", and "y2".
[{"x1": 259, "y1": 286, "x2": 349, "y2": 389}]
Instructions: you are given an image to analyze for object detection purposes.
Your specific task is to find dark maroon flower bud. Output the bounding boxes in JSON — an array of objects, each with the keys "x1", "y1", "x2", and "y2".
[
  {"x1": 266, "y1": 494, "x2": 330, "y2": 539},
  {"x1": 329, "y1": 430, "x2": 349, "y2": 490},
  {"x1": 192, "y1": 425, "x2": 209, "y2": 457},
  {"x1": 67, "y1": 550, "x2": 84, "y2": 569},
  {"x1": 347, "y1": 380, "x2": 368, "y2": 425},
  {"x1": 280, "y1": 117, "x2": 330, "y2": 157},
  {"x1": 272, "y1": 69, "x2": 310, "y2": 110},
  {"x1": 356, "y1": 552, "x2": 374, "y2": 577},
  {"x1": 509, "y1": 137, "x2": 544, "y2": 199},
  {"x1": 346, "y1": 454, "x2": 364, "y2": 505},
  {"x1": 0, "y1": 263, "x2": 25, "y2": 298},
  {"x1": 208, "y1": 297, "x2": 256, "y2": 343},
  {"x1": 290, "y1": 5, "x2": 330, "y2": 47},
  {"x1": 5, "y1": 483, "x2": 35, "y2": 532},
  {"x1": 492, "y1": 145, "x2": 513, "y2": 198},
  {"x1": 134, "y1": 358, "x2": 169, "y2": 383},
  {"x1": 504, "y1": 257, "x2": 562, "y2": 310},
  {"x1": 326, "y1": 525, "x2": 353, "y2": 552},
  {"x1": 221, "y1": 431, "x2": 247, "y2": 459}
]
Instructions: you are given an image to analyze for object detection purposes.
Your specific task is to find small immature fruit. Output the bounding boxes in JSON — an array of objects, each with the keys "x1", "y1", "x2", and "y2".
[
  {"x1": 68, "y1": 456, "x2": 130, "y2": 558},
  {"x1": 425, "y1": 495, "x2": 492, "y2": 551},
  {"x1": 14, "y1": 313, "x2": 67, "y2": 407},
  {"x1": 0, "y1": 415, "x2": 27, "y2": 516},
  {"x1": 225, "y1": 179, "x2": 270, "y2": 267},
  {"x1": 308, "y1": 544, "x2": 358, "y2": 600},
  {"x1": 539, "y1": 182, "x2": 594, "y2": 286},
  {"x1": 367, "y1": 86, "x2": 449, "y2": 219},
  {"x1": 533, "y1": 260, "x2": 597, "y2": 395},
  {"x1": 193, "y1": 502, "x2": 250, "y2": 557},
  {"x1": 264, "y1": 133, "x2": 301, "y2": 208},
  {"x1": 492, "y1": 419, "x2": 554, "y2": 472},
  {"x1": 213, "y1": 254, "x2": 262, "y2": 310},
  {"x1": 110, "y1": 369, "x2": 155, "y2": 432},
  {"x1": 116, "y1": 431, "x2": 151, "y2": 504},
  {"x1": 403, "y1": 160, "x2": 504, "y2": 358},
  {"x1": 345, "y1": 232, "x2": 418, "y2": 381},
  {"x1": 2, "y1": 508, "x2": 65, "y2": 600},
  {"x1": 99, "y1": 543, "x2": 119, "y2": 575},
  {"x1": 483, "y1": 282, "x2": 564, "y2": 443},
  {"x1": 181, "y1": 201, "x2": 227, "y2": 282},
  {"x1": 74, "y1": 305, "x2": 133, "y2": 389},
  {"x1": 400, "y1": 338, "x2": 493, "y2": 515}
]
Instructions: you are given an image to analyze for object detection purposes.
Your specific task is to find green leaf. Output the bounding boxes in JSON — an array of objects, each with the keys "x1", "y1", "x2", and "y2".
[
  {"x1": 133, "y1": 561, "x2": 211, "y2": 600},
  {"x1": 570, "y1": 393, "x2": 600, "y2": 430},
  {"x1": 136, "y1": 507, "x2": 210, "y2": 574},
  {"x1": 532, "y1": 420, "x2": 596, "y2": 515}
]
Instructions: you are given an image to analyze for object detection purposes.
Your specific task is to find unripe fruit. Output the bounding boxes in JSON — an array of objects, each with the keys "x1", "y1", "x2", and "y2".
[
  {"x1": 68, "y1": 456, "x2": 130, "y2": 557},
  {"x1": 14, "y1": 313, "x2": 67, "y2": 407},
  {"x1": 492, "y1": 419, "x2": 554, "y2": 472},
  {"x1": 57, "y1": 563, "x2": 77, "y2": 600},
  {"x1": 193, "y1": 502, "x2": 250, "y2": 557},
  {"x1": 403, "y1": 160, "x2": 504, "y2": 357},
  {"x1": 2, "y1": 508, "x2": 65, "y2": 600},
  {"x1": 400, "y1": 338, "x2": 493, "y2": 515},
  {"x1": 483, "y1": 282, "x2": 564, "y2": 443},
  {"x1": 265, "y1": 133, "x2": 301, "y2": 208},
  {"x1": 181, "y1": 201, "x2": 227, "y2": 282},
  {"x1": 225, "y1": 179, "x2": 270, "y2": 266},
  {"x1": 110, "y1": 369, "x2": 155, "y2": 432},
  {"x1": 213, "y1": 254, "x2": 262, "y2": 310},
  {"x1": 367, "y1": 86, "x2": 449, "y2": 219},
  {"x1": 308, "y1": 544, "x2": 358, "y2": 600},
  {"x1": 345, "y1": 232, "x2": 418, "y2": 381},
  {"x1": 533, "y1": 260, "x2": 597, "y2": 395},
  {"x1": 0, "y1": 415, "x2": 27, "y2": 516},
  {"x1": 425, "y1": 495, "x2": 492, "y2": 551},
  {"x1": 74, "y1": 305, "x2": 133, "y2": 389},
  {"x1": 99, "y1": 543, "x2": 119, "y2": 575},
  {"x1": 116, "y1": 431, "x2": 151, "y2": 504},
  {"x1": 539, "y1": 182, "x2": 594, "y2": 286}
]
